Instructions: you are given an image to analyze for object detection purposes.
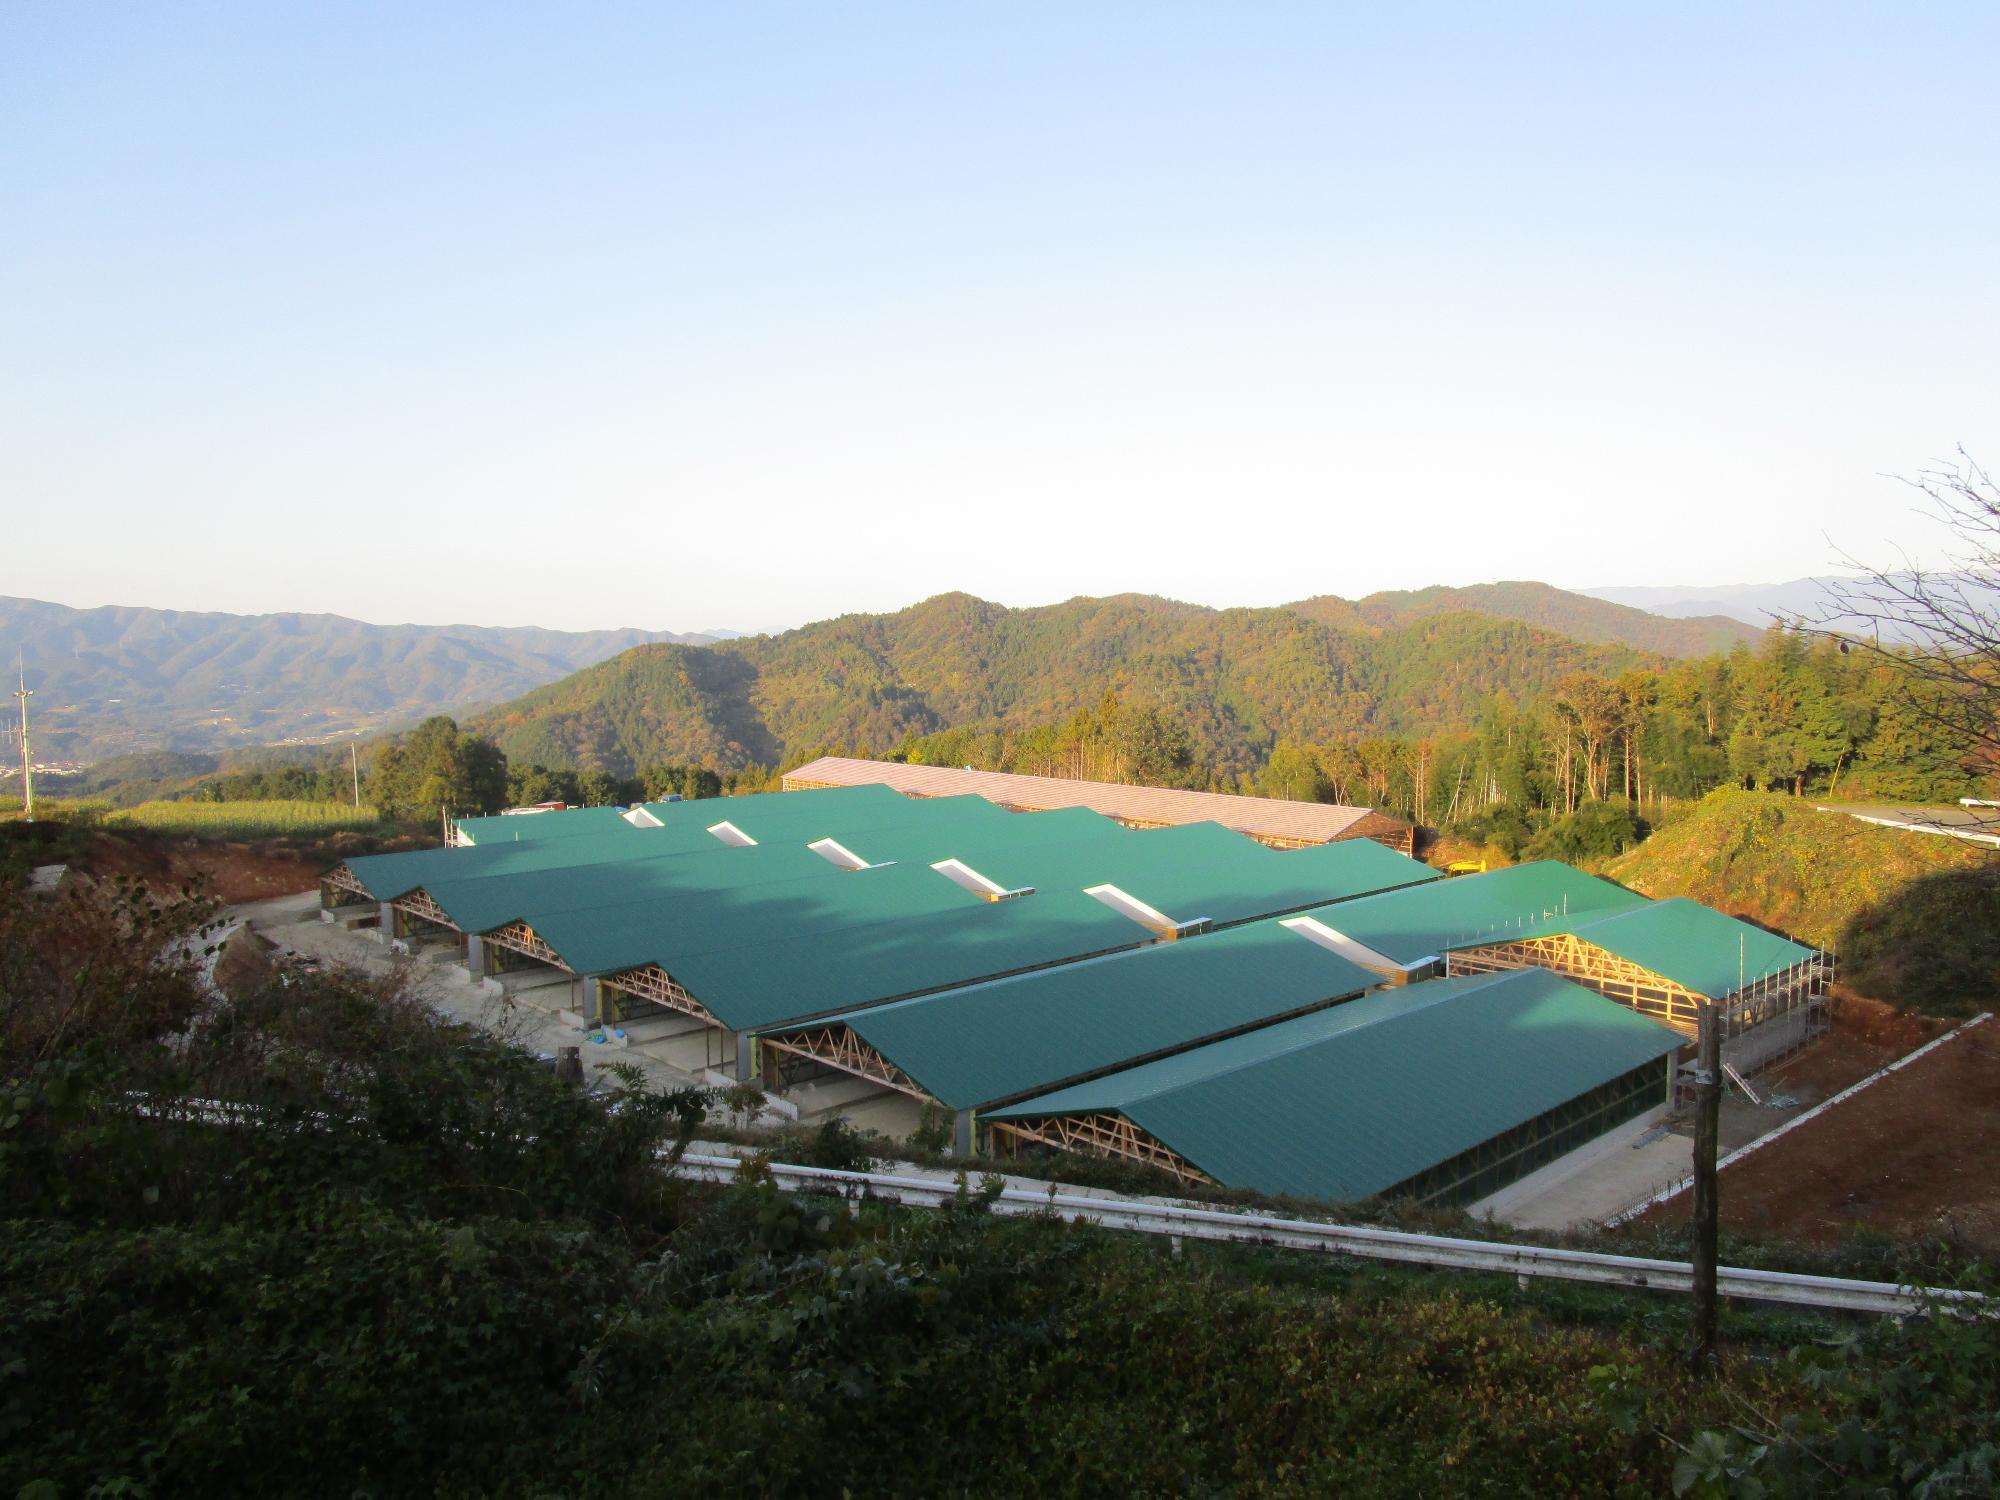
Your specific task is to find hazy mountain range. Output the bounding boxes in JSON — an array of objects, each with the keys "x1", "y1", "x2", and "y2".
[
  {"x1": 3, "y1": 581, "x2": 1765, "y2": 766},
  {"x1": 1, "y1": 596, "x2": 727, "y2": 761},
  {"x1": 1582, "y1": 578, "x2": 1847, "y2": 626}
]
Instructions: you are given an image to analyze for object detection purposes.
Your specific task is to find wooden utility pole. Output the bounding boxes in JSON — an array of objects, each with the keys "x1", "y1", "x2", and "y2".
[
  {"x1": 1690, "y1": 1003, "x2": 1721, "y2": 1367},
  {"x1": 13, "y1": 653, "x2": 31, "y2": 824},
  {"x1": 350, "y1": 738, "x2": 361, "y2": 808}
]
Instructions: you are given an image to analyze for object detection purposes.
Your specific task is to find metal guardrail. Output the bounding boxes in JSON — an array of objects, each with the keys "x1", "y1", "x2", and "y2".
[
  {"x1": 675, "y1": 1154, "x2": 1985, "y2": 1319},
  {"x1": 127, "y1": 1095, "x2": 1982, "y2": 1318}
]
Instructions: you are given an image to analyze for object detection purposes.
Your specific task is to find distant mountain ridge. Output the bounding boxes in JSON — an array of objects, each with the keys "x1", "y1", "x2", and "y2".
[
  {"x1": 1582, "y1": 579, "x2": 1845, "y2": 627},
  {"x1": 6, "y1": 580, "x2": 1756, "y2": 767},
  {"x1": 473, "y1": 589, "x2": 1662, "y2": 781},
  {"x1": 0, "y1": 596, "x2": 726, "y2": 760},
  {"x1": 1302, "y1": 581, "x2": 1760, "y2": 656}
]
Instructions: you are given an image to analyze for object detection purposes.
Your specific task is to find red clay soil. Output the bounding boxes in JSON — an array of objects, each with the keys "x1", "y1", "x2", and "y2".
[
  {"x1": 76, "y1": 830, "x2": 325, "y2": 905},
  {"x1": 1640, "y1": 1014, "x2": 2000, "y2": 1255}
]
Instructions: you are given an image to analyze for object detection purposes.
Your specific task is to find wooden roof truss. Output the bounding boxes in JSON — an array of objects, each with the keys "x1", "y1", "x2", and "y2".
[
  {"x1": 391, "y1": 886, "x2": 458, "y2": 931},
  {"x1": 759, "y1": 1024, "x2": 929, "y2": 1100},
  {"x1": 322, "y1": 863, "x2": 372, "y2": 900},
  {"x1": 484, "y1": 920, "x2": 570, "y2": 971},
  {"x1": 1446, "y1": 935, "x2": 1829, "y2": 1039},
  {"x1": 986, "y1": 1111, "x2": 1211, "y2": 1187},
  {"x1": 601, "y1": 963, "x2": 717, "y2": 1025}
]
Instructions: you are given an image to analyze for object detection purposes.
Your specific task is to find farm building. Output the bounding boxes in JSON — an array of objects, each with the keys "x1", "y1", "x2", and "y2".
[
  {"x1": 1266, "y1": 861, "x2": 1830, "y2": 1074},
  {"x1": 782, "y1": 756, "x2": 1415, "y2": 852},
  {"x1": 320, "y1": 784, "x2": 1826, "y2": 1203},
  {"x1": 760, "y1": 917, "x2": 1384, "y2": 1147},
  {"x1": 325, "y1": 790, "x2": 1439, "y2": 1079},
  {"x1": 984, "y1": 968, "x2": 1685, "y2": 1205}
]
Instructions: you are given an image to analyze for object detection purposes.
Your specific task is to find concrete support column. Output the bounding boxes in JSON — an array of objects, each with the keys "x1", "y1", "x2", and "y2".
[
  {"x1": 581, "y1": 975, "x2": 602, "y2": 1026},
  {"x1": 465, "y1": 934, "x2": 485, "y2": 978},
  {"x1": 377, "y1": 901, "x2": 394, "y2": 943},
  {"x1": 734, "y1": 1031, "x2": 755, "y2": 1081},
  {"x1": 952, "y1": 1108, "x2": 975, "y2": 1156},
  {"x1": 320, "y1": 882, "x2": 333, "y2": 912}
]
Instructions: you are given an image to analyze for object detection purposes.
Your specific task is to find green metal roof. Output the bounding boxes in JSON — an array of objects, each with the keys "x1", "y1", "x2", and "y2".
[
  {"x1": 1514, "y1": 898, "x2": 1817, "y2": 998},
  {"x1": 769, "y1": 917, "x2": 1382, "y2": 1110},
  {"x1": 529, "y1": 823, "x2": 1436, "y2": 1026},
  {"x1": 406, "y1": 798, "x2": 1106, "y2": 933},
  {"x1": 987, "y1": 968, "x2": 1683, "y2": 1203},
  {"x1": 451, "y1": 805, "x2": 637, "y2": 845},
  {"x1": 971, "y1": 824, "x2": 1437, "y2": 929},
  {"x1": 656, "y1": 887, "x2": 1150, "y2": 1032},
  {"x1": 1290, "y1": 861, "x2": 1648, "y2": 966},
  {"x1": 340, "y1": 785, "x2": 1006, "y2": 900}
]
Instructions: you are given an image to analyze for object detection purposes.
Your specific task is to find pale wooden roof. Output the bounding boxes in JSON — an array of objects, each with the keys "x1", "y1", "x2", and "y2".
[{"x1": 782, "y1": 756, "x2": 1407, "y2": 845}]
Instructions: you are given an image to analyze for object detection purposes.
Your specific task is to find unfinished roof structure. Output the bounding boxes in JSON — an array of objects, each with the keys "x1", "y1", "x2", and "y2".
[
  {"x1": 1263, "y1": 862, "x2": 1827, "y2": 1060},
  {"x1": 761, "y1": 916, "x2": 1382, "y2": 1113},
  {"x1": 985, "y1": 968, "x2": 1684, "y2": 1205},
  {"x1": 783, "y1": 756, "x2": 1414, "y2": 851}
]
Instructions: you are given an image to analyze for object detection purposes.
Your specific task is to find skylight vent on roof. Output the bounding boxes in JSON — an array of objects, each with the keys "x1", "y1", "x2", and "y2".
[
  {"x1": 808, "y1": 837, "x2": 891, "y2": 872},
  {"x1": 1280, "y1": 916, "x2": 1430, "y2": 981},
  {"x1": 707, "y1": 820, "x2": 758, "y2": 847},
  {"x1": 623, "y1": 806, "x2": 665, "y2": 828},
  {"x1": 1084, "y1": 883, "x2": 1207, "y2": 939},
  {"x1": 931, "y1": 858, "x2": 1032, "y2": 902}
]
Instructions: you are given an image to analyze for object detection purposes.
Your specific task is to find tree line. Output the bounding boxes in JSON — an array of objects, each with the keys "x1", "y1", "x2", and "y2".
[
  {"x1": 177, "y1": 625, "x2": 1986, "y2": 842},
  {"x1": 1253, "y1": 627, "x2": 1977, "y2": 833},
  {"x1": 185, "y1": 717, "x2": 768, "y2": 822}
]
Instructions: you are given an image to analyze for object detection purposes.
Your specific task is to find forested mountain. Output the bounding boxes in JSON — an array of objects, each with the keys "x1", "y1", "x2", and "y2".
[
  {"x1": 1295, "y1": 581, "x2": 1759, "y2": 656},
  {"x1": 0, "y1": 596, "x2": 725, "y2": 760},
  {"x1": 474, "y1": 592, "x2": 1635, "y2": 780}
]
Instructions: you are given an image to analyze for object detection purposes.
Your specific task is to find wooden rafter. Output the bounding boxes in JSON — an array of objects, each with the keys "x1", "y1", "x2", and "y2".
[
  {"x1": 1446, "y1": 936, "x2": 1828, "y2": 1039},
  {"x1": 323, "y1": 863, "x2": 371, "y2": 899},
  {"x1": 602, "y1": 964, "x2": 716, "y2": 1024},
  {"x1": 391, "y1": 887, "x2": 458, "y2": 930},
  {"x1": 987, "y1": 1112, "x2": 1211, "y2": 1187},
  {"x1": 760, "y1": 1025, "x2": 929, "y2": 1100},
  {"x1": 484, "y1": 921, "x2": 570, "y2": 970}
]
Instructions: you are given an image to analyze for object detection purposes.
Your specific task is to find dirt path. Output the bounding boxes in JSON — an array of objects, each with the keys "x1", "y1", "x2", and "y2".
[{"x1": 1637, "y1": 1016, "x2": 2000, "y2": 1254}]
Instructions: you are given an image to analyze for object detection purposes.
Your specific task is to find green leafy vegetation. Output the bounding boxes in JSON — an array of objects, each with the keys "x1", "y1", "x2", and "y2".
[
  {"x1": 468, "y1": 596, "x2": 1980, "y2": 835},
  {"x1": 473, "y1": 592, "x2": 1634, "y2": 780},
  {"x1": 102, "y1": 799, "x2": 386, "y2": 839},
  {"x1": 3, "y1": 867, "x2": 1993, "y2": 1497}
]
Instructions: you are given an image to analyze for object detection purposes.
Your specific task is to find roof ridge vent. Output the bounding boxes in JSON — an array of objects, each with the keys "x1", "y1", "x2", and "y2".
[
  {"x1": 1280, "y1": 915, "x2": 1435, "y2": 984},
  {"x1": 1084, "y1": 882, "x2": 1199, "y2": 939},
  {"x1": 931, "y1": 858, "x2": 1033, "y2": 902},
  {"x1": 808, "y1": 836, "x2": 892, "y2": 872}
]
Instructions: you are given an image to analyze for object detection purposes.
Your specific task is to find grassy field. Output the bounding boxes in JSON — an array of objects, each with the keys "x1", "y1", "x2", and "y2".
[
  {"x1": 104, "y1": 799, "x2": 385, "y2": 839},
  {"x1": 5, "y1": 796, "x2": 383, "y2": 839}
]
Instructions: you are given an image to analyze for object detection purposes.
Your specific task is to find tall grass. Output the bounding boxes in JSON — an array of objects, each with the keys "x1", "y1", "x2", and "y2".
[
  {"x1": 106, "y1": 800, "x2": 384, "y2": 839},
  {"x1": 0, "y1": 796, "x2": 114, "y2": 824}
]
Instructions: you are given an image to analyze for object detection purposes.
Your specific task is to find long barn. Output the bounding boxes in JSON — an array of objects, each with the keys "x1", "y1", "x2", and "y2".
[{"x1": 321, "y1": 782, "x2": 1826, "y2": 1206}]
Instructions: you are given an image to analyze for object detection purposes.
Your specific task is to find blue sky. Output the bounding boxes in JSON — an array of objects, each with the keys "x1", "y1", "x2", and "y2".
[{"x1": 3, "y1": 3, "x2": 1995, "y2": 633}]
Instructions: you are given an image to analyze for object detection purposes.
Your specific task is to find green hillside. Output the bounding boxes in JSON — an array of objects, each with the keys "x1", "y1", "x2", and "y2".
[
  {"x1": 1608, "y1": 789, "x2": 2000, "y2": 1015},
  {"x1": 1325, "y1": 581, "x2": 1759, "y2": 657},
  {"x1": 474, "y1": 592, "x2": 1635, "y2": 779}
]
